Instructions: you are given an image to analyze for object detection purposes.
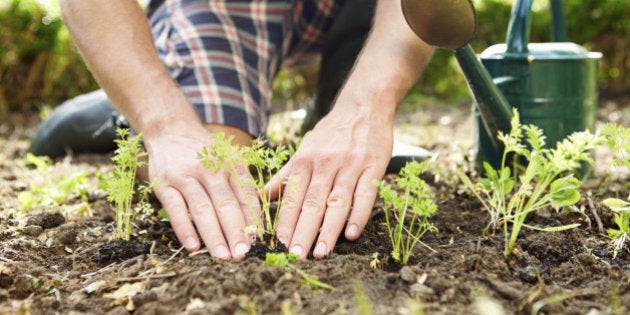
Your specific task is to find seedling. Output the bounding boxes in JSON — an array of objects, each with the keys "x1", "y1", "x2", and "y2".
[
  {"x1": 17, "y1": 152, "x2": 88, "y2": 211},
  {"x1": 374, "y1": 160, "x2": 438, "y2": 265},
  {"x1": 600, "y1": 123, "x2": 630, "y2": 257},
  {"x1": 198, "y1": 133, "x2": 291, "y2": 241},
  {"x1": 103, "y1": 128, "x2": 152, "y2": 241},
  {"x1": 353, "y1": 282, "x2": 374, "y2": 315},
  {"x1": 264, "y1": 252, "x2": 333, "y2": 290},
  {"x1": 369, "y1": 252, "x2": 381, "y2": 269},
  {"x1": 459, "y1": 109, "x2": 598, "y2": 258}
]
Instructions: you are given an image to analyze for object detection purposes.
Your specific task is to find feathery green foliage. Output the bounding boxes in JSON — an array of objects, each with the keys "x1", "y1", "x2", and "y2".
[
  {"x1": 459, "y1": 109, "x2": 599, "y2": 257},
  {"x1": 264, "y1": 252, "x2": 332, "y2": 290},
  {"x1": 103, "y1": 128, "x2": 151, "y2": 241},
  {"x1": 198, "y1": 133, "x2": 291, "y2": 240},
  {"x1": 601, "y1": 123, "x2": 630, "y2": 257},
  {"x1": 17, "y1": 152, "x2": 88, "y2": 211},
  {"x1": 374, "y1": 161, "x2": 438, "y2": 264}
]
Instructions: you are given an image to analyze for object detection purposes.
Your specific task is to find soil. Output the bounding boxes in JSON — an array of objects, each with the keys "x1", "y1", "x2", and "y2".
[{"x1": 1, "y1": 95, "x2": 629, "y2": 315}]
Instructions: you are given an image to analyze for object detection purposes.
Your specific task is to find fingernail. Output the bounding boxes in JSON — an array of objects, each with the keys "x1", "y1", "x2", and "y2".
[
  {"x1": 234, "y1": 243, "x2": 249, "y2": 257},
  {"x1": 184, "y1": 237, "x2": 199, "y2": 250},
  {"x1": 215, "y1": 245, "x2": 231, "y2": 259},
  {"x1": 290, "y1": 245, "x2": 303, "y2": 257},
  {"x1": 347, "y1": 224, "x2": 359, "y2": 239},
  {"x1": 313, "y1": 242, "x2": 327, "y2": 258}
]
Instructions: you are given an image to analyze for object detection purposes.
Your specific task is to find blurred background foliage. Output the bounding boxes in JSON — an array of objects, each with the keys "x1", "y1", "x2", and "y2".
[
  {"x1": 0, "y1": 0, "x2": 98, "y2": 116},
  {"x1": 0, "y1": 0, "x2": 628, "y2": 118},
  {"x1": 276, "y1": 0, "x2": 630, "y2": 104}
]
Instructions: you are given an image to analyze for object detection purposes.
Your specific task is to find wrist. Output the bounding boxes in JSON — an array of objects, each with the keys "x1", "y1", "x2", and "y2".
[{"x1": 333, "y1": 77, "x2": 399, "y2": 121}]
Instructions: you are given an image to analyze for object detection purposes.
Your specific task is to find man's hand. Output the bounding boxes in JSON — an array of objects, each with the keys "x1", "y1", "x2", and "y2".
[
  {"x1": 145, "y1": 124, "x2": 259, "y2": 260},
  {"x1": 267, "y1": 104, "x2": 393, "y2": 259},
  {"x1": 60, "y1": 0, "x2": 262, "y2": 260},
  {"x1": 266, "y1": 0, "x2": 434, "y2": 259}
]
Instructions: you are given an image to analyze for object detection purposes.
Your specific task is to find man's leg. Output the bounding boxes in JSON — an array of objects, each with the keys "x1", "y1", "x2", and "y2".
[
  {"x1": 150, "y1": 0, "x2": 295, "y2": 140},
  {"x1": 30, "y1": 0, "x2": 290, "y2": 158},
  {"x1": 300, "y1": 0, "x2": 376, "y2": 134},
  {"x1": 30, "y1": 90, "x2": 119, "y2": 158}
]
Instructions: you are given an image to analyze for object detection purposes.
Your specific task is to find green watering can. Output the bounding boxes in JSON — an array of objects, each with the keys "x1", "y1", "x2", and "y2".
[{"x1": 401, "y1": 0, "x2": 602, "y2": 171}]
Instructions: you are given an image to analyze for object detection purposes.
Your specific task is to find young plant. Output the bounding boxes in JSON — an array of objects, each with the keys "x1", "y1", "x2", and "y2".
[
  {"x1": 600, "y1": 123, "x2": 630, "y2": 257},
  {"x1": 198, "y1": 133, "x2": 290, "y2": 241},
  {"x1": 264, "y1": 252, "x2": 333, "y2": 290},
  {"x1": 459, "y1": 109, "x2": 599, "y2": 258},
  {"x1": 103, "y1": 128, "x2": 152, "y2": 241},
  {"x1": 374, "y1": 160, "x2": 438, "y2": 265},
  {"x1": 17, "y1": 152, "x2": 88, "y2": 211}
]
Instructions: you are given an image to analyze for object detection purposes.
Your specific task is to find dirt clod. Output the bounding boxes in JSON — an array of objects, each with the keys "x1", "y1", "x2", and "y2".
[
  {"x1": 22, "y1": 225, "x2": 43, "y2": 236},
  {"x1": 91, "y1": 240, "x2": 150, "y2": 264},
  {"x1": 399, "y1": 266, "x2": 417, "y2": 283},
  {"x1": 25, "y1": 211, "x2": 65, "y2": 229}
]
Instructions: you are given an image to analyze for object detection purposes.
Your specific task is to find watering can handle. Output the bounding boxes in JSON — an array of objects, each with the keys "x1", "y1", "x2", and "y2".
[
  {"x1": 505, "y1": 0, "x2": 568, "y2": 54},
  {"x1": 506, "y1": 0, "x2": 533, "y2": 53}
]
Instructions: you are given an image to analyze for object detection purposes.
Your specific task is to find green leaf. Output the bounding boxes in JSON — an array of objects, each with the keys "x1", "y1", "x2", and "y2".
[
  {"x1": 17, "y1": 191, "x2": 36, "y2": 210},
  {"x1": 549, "y1": 176, "x2": 582, "y2": 207},
  {"x1": 608, "y1": 228, "x2": 624, "y2": 239},
  {"x1": 603, "y1": 198, "x2": 630, "y2": 211},
  {"x1": 157, "y1": 208, "x2": 169, "y2": 221},
  {"x1": 264, "y1": 252, "x2": 291, "y2": 267},
  {"x1": 520, "y1": 223, "x2": 580, "y2": 232},
  {"x1": 24, "y1": 152, "x2": 51, "y2": 172},
  {"x1": 539, "y1": 223, "x2": 581, "y2": 232}
]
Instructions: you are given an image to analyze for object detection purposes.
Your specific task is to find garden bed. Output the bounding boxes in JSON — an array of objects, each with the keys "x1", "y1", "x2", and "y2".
[{"x1": 0, "y1": 95, "x2": 629, "y2": 314}]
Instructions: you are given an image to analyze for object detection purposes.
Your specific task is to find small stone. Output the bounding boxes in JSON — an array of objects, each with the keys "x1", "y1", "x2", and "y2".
[
  {"x1": 514, "y1": 266, "x2": 537, "y2": 283},
  {"x1": 23, "y1": 225, "x2": 43, "y2": 236},
  {"x1": 385, "y1": 274, "x2": 398, "y2": 285},
  {"x1": 409, "y1": 283, "x2": 435, "y2": 298},
  {"x1": 399, "y1": 266, "x2": 417, "y2": 283}
]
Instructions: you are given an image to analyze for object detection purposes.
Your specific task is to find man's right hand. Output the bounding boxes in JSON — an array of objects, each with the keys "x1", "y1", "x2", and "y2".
[{"x1": 144, "y1": 123, "x2": 259, "y2": 260}]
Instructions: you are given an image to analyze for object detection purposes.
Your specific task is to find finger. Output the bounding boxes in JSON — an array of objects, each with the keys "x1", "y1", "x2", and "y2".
[
  {"x1": 274, "y1": 159, "x2": 312, "y2": 248},
  {"x1": 204, "y1": 172, "x2": 251, "y2": 260},
  {"x1": 180, "y1": 179, "x2": 231, "y2": 260},
  {"x1": 312, "y1": 171, "x2": 358, "y2": 259},
  {"x1": 230, "y1": 165, "x2": 262, "y2": 235},
  {"x1": 155, "y1": 186, "x2": 200, "y2": 252},
  {"x1": 345, "y1": 167, "x2": 384, "y2": 241},
  {"x1": 288, "y1": 165, "x2": 337, "y2": 259},
  {"x1": 264, "y1": 160, "x2": 292, "y2": 201}
]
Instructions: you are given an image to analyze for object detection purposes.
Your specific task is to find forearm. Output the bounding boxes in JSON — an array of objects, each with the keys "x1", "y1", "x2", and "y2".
[
  {"x1": 60, "y1": 0, "x2": 201, "y2": 143},
  {"x1": 335, "y1": 0, "x2": 434, "y2": 118}
]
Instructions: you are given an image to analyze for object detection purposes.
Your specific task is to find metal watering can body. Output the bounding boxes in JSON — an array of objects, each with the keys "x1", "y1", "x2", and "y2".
[
  {"x1": 401, "y1": 0, "x2": 602, "y2": 172},
  {"x1": 474, "y1": 0, "x2": 602, "y2": 170}
]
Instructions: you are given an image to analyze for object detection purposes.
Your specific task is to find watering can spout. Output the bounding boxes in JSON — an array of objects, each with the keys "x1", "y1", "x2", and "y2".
[
  {"x1": 453, "y1": 46, "x2": 514, "y2": 145},
  {"x1": 401, "y1": 0, "x2": 514, "y2": 152}
]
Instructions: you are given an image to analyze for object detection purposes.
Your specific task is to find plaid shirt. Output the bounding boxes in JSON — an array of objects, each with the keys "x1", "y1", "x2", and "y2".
[{"x1": 148, "y1": 0, "x2": 344, "y2": 137}]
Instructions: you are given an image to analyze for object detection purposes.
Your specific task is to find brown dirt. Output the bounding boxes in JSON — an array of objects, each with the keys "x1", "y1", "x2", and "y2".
[{"x1": 1, "y1": 95, "x2": 629, "y2": 315}]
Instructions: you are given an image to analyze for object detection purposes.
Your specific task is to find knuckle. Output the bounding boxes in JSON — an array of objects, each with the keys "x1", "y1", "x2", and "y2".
[
  {"x1": 314, "y1": 152, "x2": 335, "y2": 168},
  {"x1": 189, "y1": 201, "x2": 212, "y2": 216},
  {"x1": 301, "y1": 199, "x2": 324, "y2": 216},
  {"x1": 347, "y1": 150, "x2": 365, "y2": 162},
  {"x1": 355, "y1": 185, "x2": 377, "y2": 199},
  {"x1": 327, "y1": 192, "x2": 350, "y2": 208},
  {"x1": 281, "y1": 194, "x2": 301, "y2": 209},
  {"x1": 214, "y1": 198, "x2": 240, "y2": 211},
  {"x1": 290, "y1": 157, "x2": 310, "y2": 170}
]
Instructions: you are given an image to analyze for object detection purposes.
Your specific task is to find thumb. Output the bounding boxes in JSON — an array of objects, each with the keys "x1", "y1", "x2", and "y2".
[{"x1": 263, "y1": 161, "x2": 292, "y2": 201}]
